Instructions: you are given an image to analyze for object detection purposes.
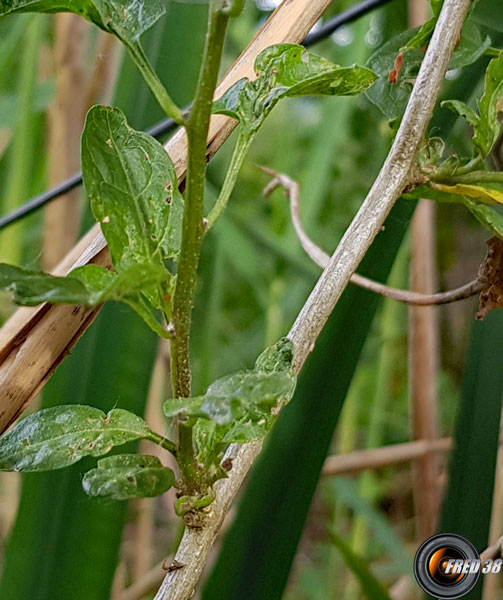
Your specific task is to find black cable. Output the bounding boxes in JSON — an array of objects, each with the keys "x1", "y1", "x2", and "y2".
[
  {"x1": 0, "y1": 118, "x2": 181, "y2": 229},
  {"x1": 0, "y1": 0, "x2": 397, "y2": 231},
  {"x1": 303, "y1": 0, "x2": 394, "y2": 46}
]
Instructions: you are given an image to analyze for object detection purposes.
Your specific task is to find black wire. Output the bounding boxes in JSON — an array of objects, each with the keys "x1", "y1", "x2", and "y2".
[
  {"x1": 0, "y1": 0, "x2": 396, "y2": 231},
  {"x1": 303, "y1": 0, "x2": 394, "y2": 46},
  {"x1": 0, "y1": 119, "x2": 181, "y2": 229}
]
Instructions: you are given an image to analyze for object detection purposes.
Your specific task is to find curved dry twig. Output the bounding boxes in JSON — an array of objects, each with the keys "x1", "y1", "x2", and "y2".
[
  {"x1": 259, "y1": 165, "x2": 484, "y2": 306},
  {"x1": 154, "y1": 1, "x2": 472, "y2": 599}
]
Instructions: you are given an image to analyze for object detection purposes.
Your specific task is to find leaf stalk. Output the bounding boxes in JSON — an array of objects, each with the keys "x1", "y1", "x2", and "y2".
[{"x1": 126, "y1": 41, "x2": 185, "y2": 126}]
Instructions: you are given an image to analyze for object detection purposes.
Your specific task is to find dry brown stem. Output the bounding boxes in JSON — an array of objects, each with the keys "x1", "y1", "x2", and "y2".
[
  {"x1": 321, "y1": 438, "x2": 452, "y2": 477},
  {"x1": 260, "y1": 166, "x2": 484, "y2": 306}
]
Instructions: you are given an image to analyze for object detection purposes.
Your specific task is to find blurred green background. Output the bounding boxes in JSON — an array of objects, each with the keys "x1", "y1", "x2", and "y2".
[{"x1": 0, "y1": 1, "x2": 502, "y2": 599}]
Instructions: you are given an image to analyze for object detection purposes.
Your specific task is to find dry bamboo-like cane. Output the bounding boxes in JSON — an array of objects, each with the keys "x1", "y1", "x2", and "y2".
[
  {"x1": 44, "y1": 14, "x2": 90, "y2": 269},
  {"x1": 154, "y1": 2, "x2": 471, "y2": 599},
  {"x1": 408, "y1": 0, "x2": 441, "y2": 542},
  {"x1": 321, "y1": 438, "x2": 452, "y2": 476},
  {"x1": 0, "y1": 0, "x2": 334, "y2": 433}
]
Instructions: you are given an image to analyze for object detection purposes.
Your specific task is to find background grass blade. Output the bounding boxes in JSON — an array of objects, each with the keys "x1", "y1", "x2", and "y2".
[
  {"x1": 327, "y1": 530, "x2": 392, "y2": 600},
  {"x1": 435, "y1": 310, "x2": 503, "y2": 600}
]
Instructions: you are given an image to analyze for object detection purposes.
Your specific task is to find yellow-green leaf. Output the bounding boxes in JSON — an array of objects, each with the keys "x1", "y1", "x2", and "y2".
[{"x1": 431, "y1": 182, "x2": 503, "y2": 205}]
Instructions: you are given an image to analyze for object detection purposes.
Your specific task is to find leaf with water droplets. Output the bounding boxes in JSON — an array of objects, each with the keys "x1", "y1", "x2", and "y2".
[{"x1": 0, "y1": 405, "x2": 153, "y2": 472}]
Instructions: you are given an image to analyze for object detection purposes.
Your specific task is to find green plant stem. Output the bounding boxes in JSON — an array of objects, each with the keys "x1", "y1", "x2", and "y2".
[
  {"x1": 171, "y1": 0, "x2": 229, "y2": 491},
  {"x1": 147, "y1": 431, "x2": 177, "y2": 454},
  {"x1": 221, "y1": 0, "x2": 245, "y2": 17},
  {"x1": 438, "y1": 170, "x2": 503, "y2": 184},
  {"x1": 206, "y1": 132, "x2": 252, "y2": 229},
  {"x1": 126, "y1": 41, "x2": 185, "y2": 125},
  {"x1": 485, "y1": 46, "x2": 502, "y2": 57},
  {"x1": 451, "y1": 156, "x2": 485, "y2": 175}
]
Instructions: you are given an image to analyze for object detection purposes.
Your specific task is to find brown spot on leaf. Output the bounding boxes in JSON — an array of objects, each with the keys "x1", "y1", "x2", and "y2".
[
  {"x1": 388, "y1": 53, "x2": 404, "y2": 84},
  {"x1": 476, "y1": 237, "x2": 503, "y2": 319}
]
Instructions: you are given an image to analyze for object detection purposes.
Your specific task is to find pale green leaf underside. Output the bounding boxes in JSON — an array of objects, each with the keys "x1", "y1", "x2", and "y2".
[
  {"x1": 0, "y1": 262, "x2": 167, "y2": 306},
  {"x1": 0, "y1": 405, "x2": 152, "y2": 472},
  {"x1": 82, "y1": 105, "x2": 183, "y2": 273},
  {"x1": 82, "y1": 454, "x2": 175, "y2": 500},
  {"x1": 0, "y1": 0, "x2": 167, "y2": 44},
  {"x1": 0, "y1": 263, "x2": 173, "y2": 338},
  {"x1": 213, "y1": 44, "x2": 377, "y2": 136}
]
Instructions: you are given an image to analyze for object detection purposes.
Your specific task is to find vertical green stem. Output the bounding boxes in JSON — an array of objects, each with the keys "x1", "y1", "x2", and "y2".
[{"x1": 171, "y1": 0, "x2": 229, "y2": 489}]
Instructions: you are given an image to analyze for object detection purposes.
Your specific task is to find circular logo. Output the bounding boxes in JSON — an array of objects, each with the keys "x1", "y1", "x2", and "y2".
[{"x1": 414, "y1": 534, "x2": 480, "y2": 598}]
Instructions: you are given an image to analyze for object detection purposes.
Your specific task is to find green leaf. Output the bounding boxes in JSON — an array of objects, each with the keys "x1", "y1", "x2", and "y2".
[
  {"x1": 417, "y1": 136, "x2": 445, "y2": 167},
  {"x1": 0, "y1": 405, "x2": 153, "y2": 472},
  {"x1": 449, "y1": 22, "x2": 491, "y2": 70},
  {"x1": 82, "y1": 105, "x2": 183, "y2": 272},
  {"x1": 213, "y1": 43, "x2": 377, "y2": 138},
  {"x1": 442, "y1": 52, "x2": 503, "y2": 158},
  {"x1": 405, "y1": 17, "x2": 436, "y2": 50},
  {"x1": 164, "y1": 341, "x2": 296, "y2": 483},
  {"x1": 0, "y1": 0, "x2": 167, "y2": 45},
  {"x1": 254, "y1": 337, "x2": 294, "y2": 373},
  {"x1": 365, "y1": 28, "x2": 424, "y2": 120},
  {"x1": 327, "y1": 531, "x2": 392, "y2": 600},
  {"x1": 164, "y1": 370, "x2": 296, "y2": 426},
  {"x1": 0, "y1": 104, "x2": 182, "y2": 337},
  {"x1": 463, "y1": 198, "x2": 503, "y2": 239},
  {"x1": 82, "y1": 454, "x2": 175, "y2": 500},
  {"x1": 366, "y1": 23, "x2": 491, "y2": 120},
  {"x1": 0, "y1": 262, "x2": 167, "y2": 306},
  {"x1": 441, "y1": 98, "x2": 479, "y2": 128},
  {"x1": 431, "y1": 0, "x2": 443, "y2": 17},
  {"x1": 0, "y1": 7, "x2": 206, "y2": 598},
  {"x1": 0, "y1": 262, "x2": 173, "y2": 337},
  {"x1": 473, "y1": 51, "x2": 503, "y2": 157}
]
